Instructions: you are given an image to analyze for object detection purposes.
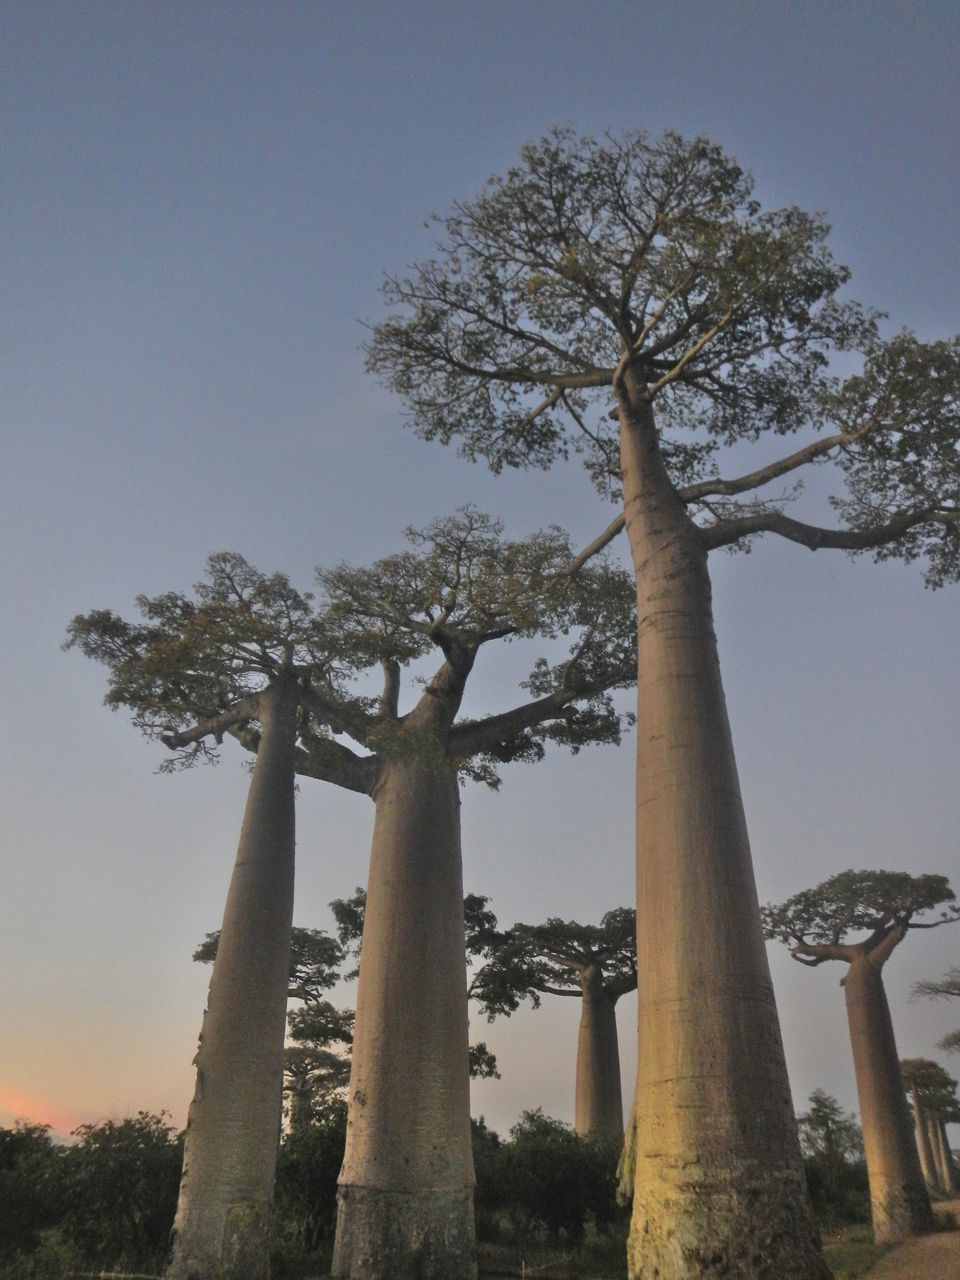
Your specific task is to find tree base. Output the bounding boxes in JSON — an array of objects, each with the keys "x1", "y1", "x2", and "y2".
[
  {"x1": 332, "y1": 1183, "x2": 477, "y2": 1280},
  {"x1": 628, "y1": 1166, "x2": 832, "y2": 1279},
  {"x1": 165, "y1": 1199, "x2": 272, "y2": 1280},
  {"x1": 870, "y1": 1179, "x2": 935, "y2": 1244}
]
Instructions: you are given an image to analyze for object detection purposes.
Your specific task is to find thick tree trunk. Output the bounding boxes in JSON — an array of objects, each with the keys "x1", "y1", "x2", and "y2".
[
  {"x1": 574, "y1": 965, "x2": 624, "y2": 1140},
  {"x1": 843, "y1": 955, "x2": 933, "y2": 1240},
  {"x1": 332, "y1": 758, "x2": 476, "y2": 1280},
  {"x1": 166, "y1": 676, "x2": 298, "y2": 1280},
  {"x1": 911, "y1": 1092, "x2": 940, "y2": 1192},
  {"x1": 619, "y1": 386, "x2": 828, "y2": 1279}
]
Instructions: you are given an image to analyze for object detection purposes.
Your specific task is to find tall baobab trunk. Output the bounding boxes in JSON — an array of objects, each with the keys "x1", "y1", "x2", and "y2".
[
  {"x1": 619, "y1": 378, "x2": 827, "y2": 1279},
  {"x1": 332, "y1": 757, "x2": 476, "y2": 1280},
  {"x1": 910, "y1": 1090, "x2": 941, "y2": 1192},
  {"x1": 166, "y1": 676, "x2": 298, "y2": 1280},
  {"x1": 843, "y1": 952, "x2": 933, "y2": 1240},
  {"x1": 574, "y1": 964, "x2": 624, "y2": 1140}
]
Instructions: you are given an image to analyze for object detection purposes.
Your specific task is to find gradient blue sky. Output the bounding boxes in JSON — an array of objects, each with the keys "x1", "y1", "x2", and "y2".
[{"x1": 2, "y1": 1, "x2": 959, "y2": 1141}]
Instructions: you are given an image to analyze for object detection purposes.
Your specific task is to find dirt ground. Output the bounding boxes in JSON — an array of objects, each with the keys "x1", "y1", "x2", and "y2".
[{"x1": 860, "y1": 1201, "x2": 960, "y2": 1279}]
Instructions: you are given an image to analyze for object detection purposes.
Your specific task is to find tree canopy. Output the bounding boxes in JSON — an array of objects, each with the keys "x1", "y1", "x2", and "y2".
[
  {"x1": 470, "y1": 908, "x2": 637, "y2": 1018},
  {"x1": 368, "y1": 128, "x2": 960, "y2": 584},
  {"x1": 66, "y1": 507, "x2": 636, "y2": 802},
  {"x1": 762, "y1": 869, "x2": 960, "y2": 964},
  {"x1": 913, "y1": 966, "x2": 960, "y2": 1053}
]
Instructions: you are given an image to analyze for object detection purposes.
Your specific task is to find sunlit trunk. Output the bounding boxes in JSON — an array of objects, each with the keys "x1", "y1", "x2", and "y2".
[
  {"x1": 166, "y1": 676, "x2": 298, "y2": 1280},
  {"x1": 332, "y1": 757, "x2": 475, "y2": 1280},
  {"x1": 620, "y1": 384, "x2": 828, "y2": 1279},
  {"x1": 574, "y1": 965, "x2": 624, "y2": 1140},
  {"x1": 843, "y1": 954, "x2": 933, "y2": 1240},
  {"x1": 911, "y1": 1091, "x2": 940, "y2": 1192}
]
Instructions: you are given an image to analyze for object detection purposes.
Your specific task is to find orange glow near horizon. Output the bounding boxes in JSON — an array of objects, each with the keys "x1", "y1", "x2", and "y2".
[{"x1": 0, "y1": 1084, "x2": 88, "y2": 1136}]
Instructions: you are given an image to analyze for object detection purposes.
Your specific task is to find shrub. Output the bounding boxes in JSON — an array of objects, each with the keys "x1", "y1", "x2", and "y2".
[
  {"x1": 0, "y1": 1123, "x2": 63, "y2": 1258},
  {"x1": 58, "y1": 1111, "x2": 183, "y2": 1269}
]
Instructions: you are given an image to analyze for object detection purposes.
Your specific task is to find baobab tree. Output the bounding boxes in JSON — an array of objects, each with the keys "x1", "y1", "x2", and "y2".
[
  {"x1": 66, "y1": 554, "x2": 345, "y2": 1280},
  {"x1": 295, "y1": 507, "x2": 635, "y2": 1280},
  {"x1": 470, "y1": 908, "x2": 637, "y2": 1139},
  {"x1": 366, "y1": 127, "x2": 960, "y2": 1277},
  {"x1": 69, "y1": 516, "x2": 634, "y2": 1280},
  {"x1": 899, "y1": 1058, "x2": 960, "y2": 1196},
  {"x1": 762, "y1": 869, "x2": 960, "y2": 1241},
  {"x1": 913, "y1": 966, "x2": 960, "y2": 1053}
]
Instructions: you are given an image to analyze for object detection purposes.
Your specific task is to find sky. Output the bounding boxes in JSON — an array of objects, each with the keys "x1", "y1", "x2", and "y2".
[{"x1": 2, "y1": 0, "x2": 959, "y2": 1146}]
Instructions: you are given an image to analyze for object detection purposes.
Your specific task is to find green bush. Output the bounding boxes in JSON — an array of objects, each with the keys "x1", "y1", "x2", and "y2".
[
  {"x1": 271, "y1": 1097, "x2": 347, "y2": 1270},
  {"x1": 0, "y1": 1123, "x2": 63, "y2": 1259},
  {"x1": 58, "y1": 1111, "x2": 183, "y2": 1269},
  {"x1": 475, "y1": 1109, "x2": 624, "y2": 1244}
]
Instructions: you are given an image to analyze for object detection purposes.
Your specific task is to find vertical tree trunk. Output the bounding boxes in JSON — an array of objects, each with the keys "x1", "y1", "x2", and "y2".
[
  {"x1": 574, "y1": 965, "x2": 624, "y2": 1140},
  {"x1": 932, "y1": 1117, "x2": 960, "y2": 1194},
  {"x1": 842, "y1": 955, "x2": 933, "y2": 1241},
  {"x1": 911, "y1": 1092, "x2": 940, "y2": 1192},
  {"x1": 332, "y1": 758, "x2": 476, "y2": 1280},
  {"x1": 619, "y1": 388, "x2": 828, "y2": 1279},
  {"x1": 166, "y1": 676, "x2": 299, "y2": 1280}
]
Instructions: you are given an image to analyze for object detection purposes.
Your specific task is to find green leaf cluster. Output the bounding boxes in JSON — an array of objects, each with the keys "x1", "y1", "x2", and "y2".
[{"x1": 761, "y1": 869, "x2": 960, "y2": 946}]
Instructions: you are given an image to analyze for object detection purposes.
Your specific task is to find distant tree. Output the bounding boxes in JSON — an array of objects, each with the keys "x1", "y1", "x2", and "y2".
[
  {"x1": 471, "y1": 908, "x2": 637, "y2": 1139},
  {"x1": 899, "y1": 1058, "x2": 960, "y2": 1195},
  {"x1": 913, "y1": 966, "x2": 960, "y2": 1053},
  {"x1": 366, "y1": 126, "x2": 960, "y2": 1280},
  {"x1": 796, "y1": 1089, "x2": 867, "y2": 1222},
  {"x1": 763, "y1": 869, "x2": 960, "y2": 1241},
  {"x1": 67, "y1": 553, "x2": 343, "y2": 1280}
]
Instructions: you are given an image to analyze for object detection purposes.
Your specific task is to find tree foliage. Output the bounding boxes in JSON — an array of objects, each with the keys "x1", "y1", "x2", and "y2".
[
  {"x1": 913, "y1": 965, "x2": 960, "y2": 1053},
  {"x1": 67, "y1": 508, "x2": 636, "y2": 791},
  {"x1": 0, "y1": 1123, "x2": 62, "y2": 1258},
  {"x1": 470, "y1": 907, "x2": 637, "y2": 1017},
  {"x1": 58, "y1": 1112, "x2": 184, "y2": 1269},
  {"x1": 761, "y1": 869, "x2": 960, "y2": 963},
  {"x1": 472, "y1": 1109, "x2": 623, "y2": 1243},
  {"x1": 368, "y1": 127, "x2": 960, "y2": 583},
  {"x1": 796, "y1": 1091, "x2": 868, "y2": 1226}
]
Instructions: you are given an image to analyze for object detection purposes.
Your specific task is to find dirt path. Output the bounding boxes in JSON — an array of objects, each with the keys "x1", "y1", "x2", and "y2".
[{"x1": 860, "y1": 1202, "x2": 960, "y2": 1280}]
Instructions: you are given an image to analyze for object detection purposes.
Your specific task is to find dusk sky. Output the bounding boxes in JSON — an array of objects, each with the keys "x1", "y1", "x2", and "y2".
[{"x1": 3, "y1": 1, "x2": 959, "y2": 1144}]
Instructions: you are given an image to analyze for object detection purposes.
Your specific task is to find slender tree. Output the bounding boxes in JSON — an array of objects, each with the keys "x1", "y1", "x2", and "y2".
[
  {"x1": 899, "y1": 1059, "x2": 960, "y2": 1195},
  {"x1": 763, "y1": 869, "x2": 960, "y2": 1241},
  {"x1": 470, "y1": 908, "x2": 637, "y2": 1139},
  {"x1": 913, "y1": 966, "x2": 960, "y2": 1053},
  {"x1": 66, "y1": 554, "x2": 343, "y2": 1280},
  {"x1": 366, "y1": 127, "x2": 960, "y2": 1278},
  {"x1": 296, "y1": 508, "x2": 635, "y2": 1280}
]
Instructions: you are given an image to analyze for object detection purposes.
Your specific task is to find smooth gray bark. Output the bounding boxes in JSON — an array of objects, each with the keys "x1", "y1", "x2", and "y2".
[
  {"x1": 574, "y1": 965, "x2": 624, "y2": 1140},
  {"x1": 332, "y1": 757, "x2": 476, "y2": 1280},
  {"x1": 166, "y1": 676, "x2": 298, "y2": 1280},
  {"x1": 911, "y1": 1092, "x2": 941, "y2": 1192},
  {"x1": 932, "y1": 1116, "x2": 960, "y2": 1194},
  {"x1": 619, "y1": 379, "x2": 827, "y2": 1279},
  {"x1": 843, "y1": 954, "x2": 934, "y2": 1241}
]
